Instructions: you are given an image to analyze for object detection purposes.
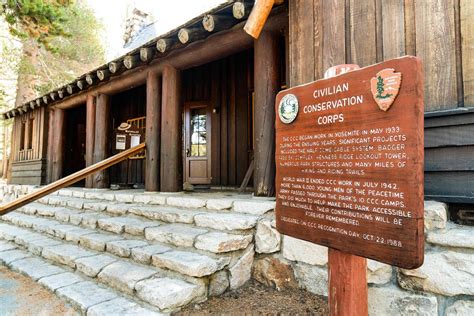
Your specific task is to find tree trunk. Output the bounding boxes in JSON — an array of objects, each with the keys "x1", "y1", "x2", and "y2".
[{"x1": 15, "y1": 40, "x2": 40, "y2": 107}]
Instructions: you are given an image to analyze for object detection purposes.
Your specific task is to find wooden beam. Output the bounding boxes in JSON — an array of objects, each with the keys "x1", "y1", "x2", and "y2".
[
  {"x1": 0, "y1": 143, "x2": 145, "y2": 215},
  {"x1": 109, "y1": 61, "x2": 122, "y2": 74},
  {"x1": 49, "y1": 92, "x2": 57, "y2": 101},
  {"x1": 66, "y1": 84, "x2": 75, "y2": 94},
  {"x1": 145, "y1": 72, "x2": 161, "y2": 192},
  {"x1": 160, "y1": 65, "x2": 182, "y2": 192},
  {"x1": 178, "y1": 28, "x2": 193, "y2": 44},
  {"x1": 51, "y1": 108, "x2": 65, "y2": 181},
  {"x1": 124, "y1": 55, "x2": 140, "y2": 69},
  {"x1": 253, "y1": 31, "x2": 280, "y2": 196},
  {"x1": 46, "y1": 109, "x2": 55, "y2": 183},
  {"x1": 29, "y1": 102, "x2": 35, "y2": 110},
  {"x1": 233, "y1": 1, "x2": 251, "y2": 19},
  {"x1": 86, "y1": 74, "x2": 95, "y2": 85},
  {"x1": 85, "y1": 94, "x2": 96, "y2": 188},
  {"x1": 97, "y1": 69, "x2": 110, "y2": 81},
  {"x1": 42, "y1": 96, "x2": 48, "y2": 104},
  {"x1": 140, "y1": 47, "x2": 155, "y2": 62},
  {"x1": 77, "y1": 80, "x2": 85, "y2": 90},
  {"x1": 156, "y1": 38, "x2": 173, "y2": 53},
  {"x1": 244, "y1": 0, "x2": 275, "y2": 39},
  {"x1": 58, "y1": 90, "x2": 64, "y2": 99},
  {"x1": 202, "y1": 14, "x2": 236, "y2": 33},
  {"x1": 35, "y1": 99, "x2": 41, "y2": 107},
  {"x1": 45, "y1": 10, "x2": 287, "y2": 110},
  {"x1": 92, "y1": 93, "x2": 110, "y2": 188}
]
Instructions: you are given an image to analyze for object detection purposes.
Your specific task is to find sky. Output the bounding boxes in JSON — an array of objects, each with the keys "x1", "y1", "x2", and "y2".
[{"x1": 85, "y1": 0, "x2": 226, "y2": 60}]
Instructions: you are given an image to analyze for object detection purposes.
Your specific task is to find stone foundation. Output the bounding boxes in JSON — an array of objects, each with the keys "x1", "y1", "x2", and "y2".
[{"x1": 1, "y1": 184, "x2": 473, "y2": 315}]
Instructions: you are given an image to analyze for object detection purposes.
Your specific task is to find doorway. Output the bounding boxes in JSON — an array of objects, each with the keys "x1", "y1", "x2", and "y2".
[
  {"x1": 63, "y1": 105, "x2": 86, "y2": 185},
  {"x1": 184, "y1": 102, "x2": 212, "y2": 184}
]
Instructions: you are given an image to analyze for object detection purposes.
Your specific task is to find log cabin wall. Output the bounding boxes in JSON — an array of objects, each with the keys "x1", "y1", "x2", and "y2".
[
  {"x1": 10, "y1": 106, "x2": 49, "y2": 185},
  {"x1": 182, "y1": 50, "x2": 254, "y2": 187},
  {"x1": 109, "y1": 85, "x2": 146, "y2": 186},
  {"x1": 289, "y1": 0, "x2": 474, "y2": 203}
]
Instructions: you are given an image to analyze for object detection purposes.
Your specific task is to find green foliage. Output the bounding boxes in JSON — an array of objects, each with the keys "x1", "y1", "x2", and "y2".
[{"x1": 1, "y1": 0, "x2": 74, "y2": 51}]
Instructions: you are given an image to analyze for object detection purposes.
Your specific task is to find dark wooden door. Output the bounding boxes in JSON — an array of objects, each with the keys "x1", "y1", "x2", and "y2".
[{"x1": 184, "y1": 102, "x2": 212, "y2": 184}]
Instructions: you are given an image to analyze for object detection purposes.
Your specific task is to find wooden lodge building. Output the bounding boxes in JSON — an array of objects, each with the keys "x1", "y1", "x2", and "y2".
[{"x1": 2, "y1": 1, "x2": 473, "y2": 208}]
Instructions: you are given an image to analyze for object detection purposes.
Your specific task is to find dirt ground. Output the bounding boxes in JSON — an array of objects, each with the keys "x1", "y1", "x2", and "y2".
[
  {"x1": 0, "y1": 265, "x2": 78, "y2": 316},
  {"x1": 176, "y1": 281, "x2": 329, "y2": 316}
]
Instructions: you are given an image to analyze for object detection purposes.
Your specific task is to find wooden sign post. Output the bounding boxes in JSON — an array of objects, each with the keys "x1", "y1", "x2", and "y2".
[{"x1": 274, "y1": 56, "x2": 424, "y2": 315}]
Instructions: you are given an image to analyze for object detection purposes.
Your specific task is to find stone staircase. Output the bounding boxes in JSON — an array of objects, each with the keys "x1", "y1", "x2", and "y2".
[{"x1": 0, "y1": 186, "x2": 275, "y2": 315}]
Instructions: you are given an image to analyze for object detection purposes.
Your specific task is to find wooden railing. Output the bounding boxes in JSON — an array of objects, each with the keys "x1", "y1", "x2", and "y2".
[{"x1": 0, "y1": 143, "x2": 146, "y2": 216}]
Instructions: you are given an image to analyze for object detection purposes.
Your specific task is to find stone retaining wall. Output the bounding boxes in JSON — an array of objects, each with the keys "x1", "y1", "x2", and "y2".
[
  {"x1": 252, "y1": 201, "x2": 474, "y2": 316},
  {"x1": 1, "y1": 184, "x2": 473, "y2": 315}
]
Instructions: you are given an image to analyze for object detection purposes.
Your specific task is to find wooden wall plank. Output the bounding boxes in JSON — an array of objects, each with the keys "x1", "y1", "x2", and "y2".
[
  {"x1": 425, "y1": 124, "x2": 474, "y2": 148},
  {"x1": 415, "y1": 0, "x2": 457, "y2": 111},
  {"x1": 349, "y1": 0, "x2": 377, "y2": 66},
  {"x1": 461, "y1": 0, "x2": 474, "y2": 105},
  {"x1": 85, "y1": 95, "x2": 95, "y2": 188},
  {"x1": 228, "y1": 56, "x2": 237, "y2": 185},
  {"x1": 404, "y1": 0, "x2": 416, "y2": 56},
  {"x1": 220, "y1": 60, "x2": 228, "y2": 186},
  {"x1": 289, "y1": 0, "x2": 315, "y2": 86},
  {"x1": 322, "y1": 0, "x2": 346, "y2": 71},
  {"x1": 425, "y1": 146, "x2": 474, "y2": 171},
  {"x1": 382, "y1": 0, "x2": 406, "y2": 59},
  {"x1": 313, "y1": 0, "x2": 323, "y2": 80},
  {"x1": 210, "y1": 61, "x2": 221, "y2": 185}
]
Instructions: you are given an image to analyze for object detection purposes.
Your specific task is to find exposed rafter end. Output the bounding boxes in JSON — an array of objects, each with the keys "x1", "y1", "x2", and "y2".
[
  {"x1": 124, "y1": 55, "x2": 140, "y2": 69},
  {"x1": 140, "y1": 47, "x2": 155, "y2": 62},
  {"x1": 97, "y1": 69, "x2": 110, "y2": 81}
]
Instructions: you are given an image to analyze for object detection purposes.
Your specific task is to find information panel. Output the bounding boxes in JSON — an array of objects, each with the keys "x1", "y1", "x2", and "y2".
[{"x1": 275, "y1": 56, "x2": 424, "y2": 269}]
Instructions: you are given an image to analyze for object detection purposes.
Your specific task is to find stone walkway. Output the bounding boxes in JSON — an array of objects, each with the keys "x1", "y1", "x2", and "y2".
[{"x1": 0, "y1": 186, "x2": 276, "y2": 314}]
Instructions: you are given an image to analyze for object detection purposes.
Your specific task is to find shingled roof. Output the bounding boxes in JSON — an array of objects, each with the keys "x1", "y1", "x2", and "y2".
[{"x1": 3, "y1": 1, "x2": 259, "y2": 119}]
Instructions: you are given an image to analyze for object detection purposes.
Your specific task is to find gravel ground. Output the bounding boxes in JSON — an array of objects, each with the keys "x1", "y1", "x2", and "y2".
[
  {"x1": 0, "y1": 265, "x2": 78, "y2": 316},
  {"x1": 176, "y1": 281, "x2": 329, "y2": 316}
]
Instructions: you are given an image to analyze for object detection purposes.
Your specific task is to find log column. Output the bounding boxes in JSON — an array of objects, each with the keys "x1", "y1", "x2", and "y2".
[
  {"x1": 254, "y1": 31, "x2": 280, "y2": 196},
  {"x1": 92, "y1": 93, "x2": 110, "y2": 188},
  {"x1": 46, "y1": 109, "x2": 55, "y2": 183},
  {"x1": 85, "y1": 94, "x2": 96, "y2": 188},
  {"x1": 145, "y1": 72, "x2": 162, "y2": 192},
  {"x1": 51, "y1": 108, "x2": 65, "y2": 182},
  {"x1": 160, "y1": 65, "x2": 182, "y2": 192}
]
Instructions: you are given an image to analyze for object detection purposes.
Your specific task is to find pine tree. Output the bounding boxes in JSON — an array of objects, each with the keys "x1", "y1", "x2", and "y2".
[{"x1": 376, "y1": 75, "x2": 392, "y2": 99}]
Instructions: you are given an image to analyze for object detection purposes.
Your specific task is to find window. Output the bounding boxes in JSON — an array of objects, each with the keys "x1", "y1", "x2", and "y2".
[{"x1": 19, "y1": 121, "x2": 26, "y2": 150}]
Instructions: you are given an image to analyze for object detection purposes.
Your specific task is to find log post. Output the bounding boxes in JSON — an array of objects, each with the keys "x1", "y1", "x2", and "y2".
[
  {"x1": 325, "y1": 64, "x2": 368, "y2": 316},
  {"x1": 145, "y1": 72, "x2": 162, "y2": 192},
  {"x1": 51, "y1": 108, "x2": 65, "y2": 181},
  {"x1": 253, "y1": 31, "x2": 280, "y2": 196},
  {"x1": 46, "y1": 109, "x2": 55, "y2": 183},
  {"x1": 92, "y1": 93, "x2": 110, "y2": 188},
  {"x1": 160, "y1": 64, "x2": 182, "y2": 192},
  {"x1": 85, "y1": 94, "x2": 96, "y2": 188}
]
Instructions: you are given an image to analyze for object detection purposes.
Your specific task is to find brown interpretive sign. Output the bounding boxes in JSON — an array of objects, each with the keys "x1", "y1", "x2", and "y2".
[{"x1": 275, "y1": 56, "x2": 424, "y2": 269}]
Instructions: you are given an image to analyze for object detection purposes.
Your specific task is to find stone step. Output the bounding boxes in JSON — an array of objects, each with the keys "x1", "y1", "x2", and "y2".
[
  {"x1": 7, "y1": 209, "x2": 253, "y2": 255},
  {"x1": 28, "y1": 198, "x2": 261, "y2": 232},
  {"x1": 0, "y1": 224, "x2": 206, "y2": 313},
  {"x1": 0, "y1": 241, "x2": 164, "y2": 314},
  {"x1": 47, "y1": 188, "x2": 276, "y2": 215},
  {"x1": 1, "y1": 213, "x2": 234, "y2": 278}
]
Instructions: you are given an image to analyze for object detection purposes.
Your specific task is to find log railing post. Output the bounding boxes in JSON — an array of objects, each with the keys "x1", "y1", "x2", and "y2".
[
  {"x1": 93, "y1": 93, "x2": 110, "y2": 188},
  {"x1": 51, "y1": 108, "x2": 65, "y2": 182},
  {"x1": 254, "y1": 31, "x2": 280, "y2": 196},
  {"x1": 160, "y1": 64, "x2": 182, "y2": 192},
  {"x1": 145, "y1": 72, "x2": 162, "y2": 192},
  {"x1": 85, "y1": 94, "x2": 96, "y2": 188}
]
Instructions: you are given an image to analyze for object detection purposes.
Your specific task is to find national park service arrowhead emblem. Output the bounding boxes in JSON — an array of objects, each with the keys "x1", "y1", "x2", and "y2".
[{"x1": 370, "y1": 68, "x2": 402, "y2": 111}]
